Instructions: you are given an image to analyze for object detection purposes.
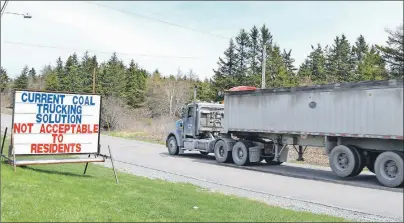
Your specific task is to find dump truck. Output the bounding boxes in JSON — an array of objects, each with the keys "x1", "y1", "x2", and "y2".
[{"x1": 165, "y1": 79, "x2": 404, "y2": 188}]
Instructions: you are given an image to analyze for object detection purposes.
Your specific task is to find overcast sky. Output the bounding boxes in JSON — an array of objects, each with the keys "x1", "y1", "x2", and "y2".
[{"x1": 1, "y1": 1, "x2": 403, "y2": 79}]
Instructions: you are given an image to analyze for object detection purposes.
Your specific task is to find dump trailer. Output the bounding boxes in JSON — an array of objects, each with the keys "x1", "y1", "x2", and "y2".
[{"x1": 166, "y1": 79, "x2": 404, "y2": 188}]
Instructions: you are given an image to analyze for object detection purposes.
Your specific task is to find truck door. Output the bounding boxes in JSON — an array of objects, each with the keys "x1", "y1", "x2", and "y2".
[{"x1": 184, "y1": 106, "x2": 195, "y2": 136}]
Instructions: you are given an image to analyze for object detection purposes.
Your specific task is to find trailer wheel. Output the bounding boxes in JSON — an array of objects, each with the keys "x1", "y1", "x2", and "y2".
[
  {"x1": 329, "y1": 145, "x2": 360, "y2": 177},
  {"x1": 366, "y1": 152, "x2": 378, "y2": 173},
  {"x1": 347, "y1": 145, "x2": 365, "y2": 177},
  {"x1": 232, "y1": 141, "x2": 252, "y2": 166},
  {"x1": 374, "y1": 151, "x2": 403, "y2": 188},
  {"x1": 214, "y1": 140, "x2": 232, "y2": 163},
  {"x1": 167, "y1": 136, "x2": 179, "y2": 155}
]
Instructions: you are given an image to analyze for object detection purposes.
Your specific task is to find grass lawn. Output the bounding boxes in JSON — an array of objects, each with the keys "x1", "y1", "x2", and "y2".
[{"x1": 1, "y1": 139, "x2": 348, "y2": 222}]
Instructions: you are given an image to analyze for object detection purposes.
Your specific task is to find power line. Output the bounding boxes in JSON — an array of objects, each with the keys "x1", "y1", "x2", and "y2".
[
  {"x1": 3, "y1": 41, "x2": 202, "y2": 60},
  {"x1": 85, "y1": 1, "x2": 230, "y2": 40}
]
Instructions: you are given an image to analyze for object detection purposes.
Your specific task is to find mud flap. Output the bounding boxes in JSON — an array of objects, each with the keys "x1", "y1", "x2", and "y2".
[{"x1": 278, "y1": 146, "x2": 289, "y2": 162}]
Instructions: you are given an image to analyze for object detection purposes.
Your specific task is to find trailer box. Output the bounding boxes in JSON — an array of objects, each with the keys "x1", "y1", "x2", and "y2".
[{"x1": 223, "y1": 79, "x2": 403, "y2": 139}]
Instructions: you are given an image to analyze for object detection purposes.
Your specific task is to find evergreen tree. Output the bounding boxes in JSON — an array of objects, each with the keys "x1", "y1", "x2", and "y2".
[
  {"x1": 266, "y1": 45, "x2": 294, "y2": 87},
  {"x1": 297, "y1": 59, "x2": 313, "y2": 85},
  {"x1": 258, "y1": 24, "x2": 273, "y2": 69},
  {"x1": 196, "y1": 78, "x2": 216, "y2": 102},
  {"x1": 55, "y1": 57, "x2": 65, "y2": 91},
  {"x1": 13, "y1": 66, "x2": 29, "y2": 90},
  {"x1": 80, "y1": 51, "x2": 98, "y2": 93},
  {"x1": 376, "y1": 24, "x2": 404, "y2": 78},
  {"x1": 356, "y1": 45, "x2": 388, "y2": 81},
  {"x1": 212, "y1": 38, "x2": 238, "y2": 96},
  {"x1": 302, "y1": 44, "x2": 328, "y2": 84},
  {"x1": 0, "y1": 67, "x2": 10, "y2": 92},
  {"x1": 352, "y1": 35, "x2": 369, "y2": 63},
  {"x1": 327, "y1": 34, "x2": 355, "y2": 82},
  {"x1": 99, "y1": 53, "x2": 126, "y2": 97},
  {"x1": 282, "y1": 49, "x2": 297, "y2": 77},
  {"x1": 28, "y1": 67, "x2": 37, "y2": 80},
  {"x1": 64, "y1": 53, "x2": 82, "y2": 92},
  {"x1": 248, "y1": 25, "x2": 261, "y2": 77},
  {"x1": 234, "y1": 29, "x2": 250, "y2": 84},
  {"x1": 44, "y1": 70, "x2": 60, "y2": 91},
  {"x1": 125, "y1": 59, "x2": 147, "y2": 108}
]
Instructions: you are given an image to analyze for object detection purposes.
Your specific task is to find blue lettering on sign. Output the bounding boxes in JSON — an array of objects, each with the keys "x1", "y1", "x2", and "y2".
[
  {"x1": 37, "y1": 104, "x2": 82, "y2": 115},
  {"x1": 36, "y1": 114, "x2": 82, "y2": 124},
  {"x1": 17, "y1": 92, "x2": 96, "y2": 124},
  {"x1": 18, "y1": 92, "x2": 97, "y2": 124},
  {"x1": 20, "y1": 92, "x2": 66, "y2": 104},
  {"x1": 21, "y1": 92, "x2": 28, "y2": 102},
  {"x1": 72, "y1": 96, "x2": 95, "y2": 106}
]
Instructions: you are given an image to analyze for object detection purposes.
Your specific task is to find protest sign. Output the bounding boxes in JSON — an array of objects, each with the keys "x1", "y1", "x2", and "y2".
[{"x1": 11, "y1": 90, "x2": 101, "y2": 155}]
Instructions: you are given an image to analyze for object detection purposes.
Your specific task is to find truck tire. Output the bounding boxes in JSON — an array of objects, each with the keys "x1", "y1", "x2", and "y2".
[
  {"x1": 374, "y1": 151, "x2": 403, "y2": 188},
  {"x1": 366, "y1": 152, "x2": 378, "y2": 173},
  {"x1": 167, "y1": 136, "x2": 179, "y2": 155},
  {"x1": 232, "y1": 141, "x2": 252, "y2": 166},
  {"x1": 214, "y1": 140, "x2": 232, "y2": 163},
  {"x1": 347, "y1": 145, "x2": 365, "y2": 177},
  {"x1": 329, "y1": 145, "x2": 360, "y2": 177}
]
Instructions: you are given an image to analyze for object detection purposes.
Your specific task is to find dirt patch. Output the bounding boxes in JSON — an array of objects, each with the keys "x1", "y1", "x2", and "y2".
[{"x1": 287, "y1": 146, "x2": 329, "y2": 167}]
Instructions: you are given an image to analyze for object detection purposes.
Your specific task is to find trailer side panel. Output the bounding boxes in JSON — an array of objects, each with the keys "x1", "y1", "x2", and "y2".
[{"x1": 224, "y1": 79, "x2": 403, "y2": 139}]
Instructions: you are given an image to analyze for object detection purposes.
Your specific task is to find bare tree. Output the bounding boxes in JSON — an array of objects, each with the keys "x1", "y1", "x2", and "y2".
[{"x1": 101, "y1": 96, "x2": 132, "y2": 131}]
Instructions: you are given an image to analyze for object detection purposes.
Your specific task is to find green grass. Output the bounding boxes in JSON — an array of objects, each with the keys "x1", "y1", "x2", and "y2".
[{"x1": 1, "y1": 139, "x2": 348, "y2": 222}]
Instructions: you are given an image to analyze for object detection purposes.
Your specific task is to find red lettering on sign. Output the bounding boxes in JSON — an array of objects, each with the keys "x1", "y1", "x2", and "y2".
[
  {"x1": 30, "y1": 143, "x2": 83, "y2": 154},
  {"x1": 36, "y1": 124, "x2": 100, "y2": 134},
  {"x1": 94, "y1": 124, "x2": 99, "y2": 133},
  {"x1": 14, "y1": 123, "x2": 34, "y2": 133}
]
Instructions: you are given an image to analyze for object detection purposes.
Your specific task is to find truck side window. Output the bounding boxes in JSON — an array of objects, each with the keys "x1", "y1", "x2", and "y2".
[{"x1": 188, "y1": 107, "x2": 193, "y2": 118}]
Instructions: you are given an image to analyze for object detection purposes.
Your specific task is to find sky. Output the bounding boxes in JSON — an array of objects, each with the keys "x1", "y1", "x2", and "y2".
[{"x1": 1, "y1": 1, "x2": 403, "y2": 79}]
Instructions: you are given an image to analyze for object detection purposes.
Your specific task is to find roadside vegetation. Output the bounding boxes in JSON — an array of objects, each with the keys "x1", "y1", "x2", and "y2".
[
  {"x1": 0, "y1": 139, "x2": 347, "y2": 222},
  {"x1": 1, "y1": 23, "x2": 402, "y2": 168}
]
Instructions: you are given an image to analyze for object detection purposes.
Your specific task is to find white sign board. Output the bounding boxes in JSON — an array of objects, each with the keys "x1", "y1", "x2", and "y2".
[{"x1": 12, "y1": 90, "x2": 101, "y2": 155}]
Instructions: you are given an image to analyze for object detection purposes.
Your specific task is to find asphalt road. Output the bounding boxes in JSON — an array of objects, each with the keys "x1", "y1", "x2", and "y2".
[{"x1": 1, "y1": 113, "x2": 403, "y2": 221}]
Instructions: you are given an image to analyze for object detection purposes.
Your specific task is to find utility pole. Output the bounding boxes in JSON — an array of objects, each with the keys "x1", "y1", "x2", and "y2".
[{"x1": 261, "y1": 42, "x2": 267, "y2": 89}]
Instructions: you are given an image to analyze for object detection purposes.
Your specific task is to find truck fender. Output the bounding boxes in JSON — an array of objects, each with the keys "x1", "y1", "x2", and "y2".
[
  {"x1": 166, "y1": 131, "x2": 183, "y2": 148},
  {"x1": 215, "y1": 137, "x2": 236, "y2": 152}
]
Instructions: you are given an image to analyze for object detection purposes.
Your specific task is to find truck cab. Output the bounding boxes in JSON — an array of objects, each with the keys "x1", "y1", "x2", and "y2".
[{"x1": 166, "y1": 102, "x2": 224, "y2": 155}]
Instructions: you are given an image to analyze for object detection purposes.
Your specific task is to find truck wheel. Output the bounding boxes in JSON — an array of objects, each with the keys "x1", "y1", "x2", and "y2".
[
  {"x1": 167, "y1": 136, "x2": 179, "y2": 155},
  {"x1": 214, "y1": 140, "x2": 232, "y2": 163},
  {"x1": 374, "y1": 151, "x2": 403, "y2": 187},
  {"x1": 232, "y1": 141, "x2": 251, "y2": 166},
  {"x1": 329, "y1": 145, "x2": 360, "y2": 177},
  {"x1": 366, "y1": 153, "x2": 378, "y2": 173},
  {"x1": 347, "y1": 145, "x2": 365, "y2": 177}
]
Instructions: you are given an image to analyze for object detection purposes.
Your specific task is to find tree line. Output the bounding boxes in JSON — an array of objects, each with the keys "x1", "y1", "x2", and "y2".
[
  {"x1": 1, "y1": 23, "x2": 402, "y2": 123},
  {"x1": 211, "y1": 23, "x2": 403, "y2": 101}
]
